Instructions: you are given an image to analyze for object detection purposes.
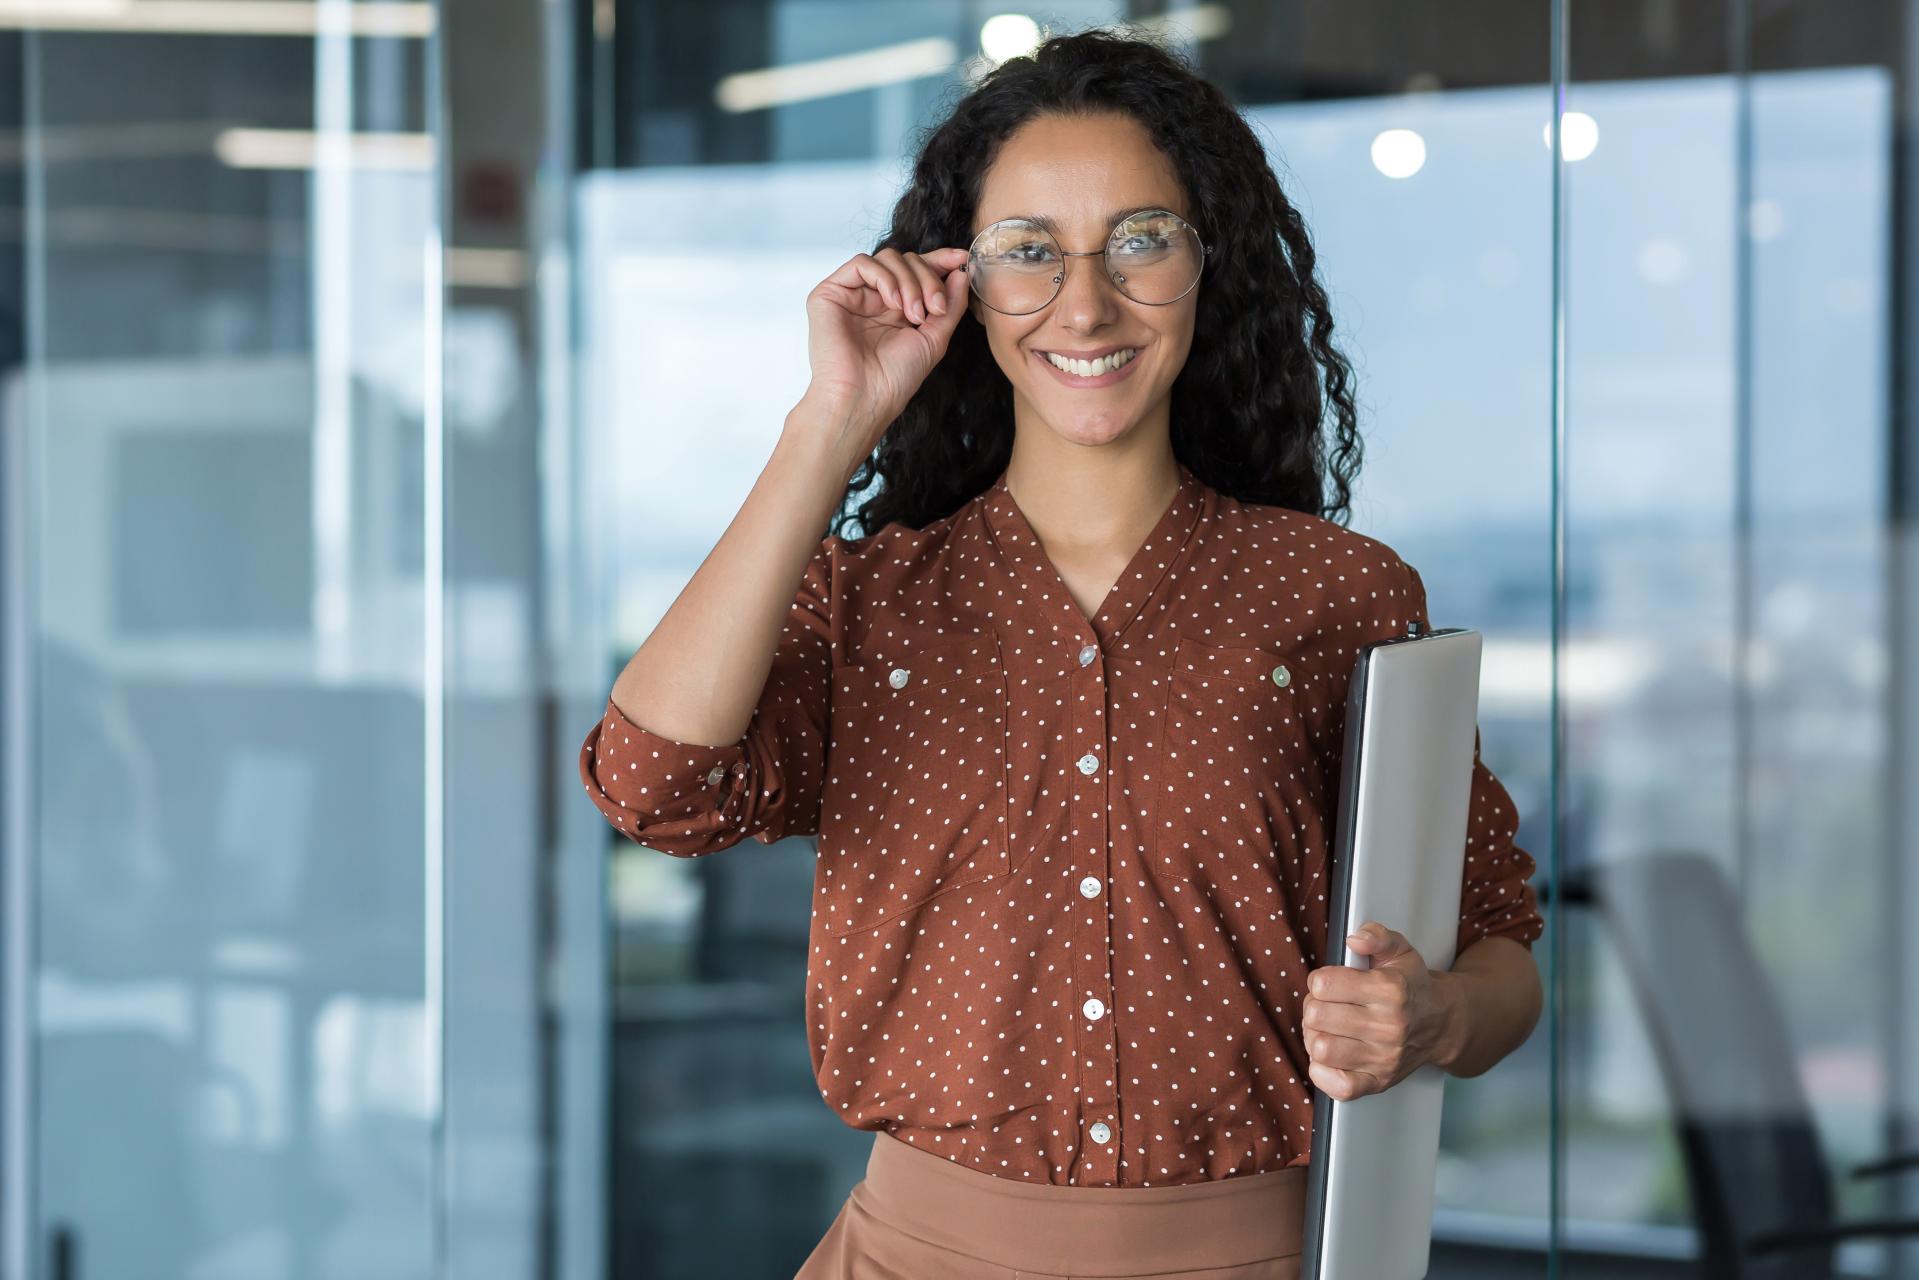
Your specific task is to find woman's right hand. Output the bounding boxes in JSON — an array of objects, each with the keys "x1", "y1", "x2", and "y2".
[{"x1": 801, "y1": 246, "x2": 972, "y2": 452}]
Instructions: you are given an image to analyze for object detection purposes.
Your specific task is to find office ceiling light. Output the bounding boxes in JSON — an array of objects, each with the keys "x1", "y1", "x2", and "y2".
[
  {"x1": 716, "y1": 36, "x2": 958, "y2": 113},
  {"x1": 0, "y1": 0, "x2": 434, "y2": 38},
  {"x1": 0, "y1": 120, "x2": 223, "y2": 166},
  {"x1": 976, "y1": 6, "x2": 1230, "y2": 70},
  {"x1": 979, "y1": 14, "x2": 1039, "y2": 63},
  {"x1": 1543, "y1": 110, "x2": 1599, "y2": 162},
  {"x1": 1370, "y1": 128, "x2": 1426, "y2": 179},
  {"x1": 216, "y1": 127, "x2": 433, "y2": 170}
]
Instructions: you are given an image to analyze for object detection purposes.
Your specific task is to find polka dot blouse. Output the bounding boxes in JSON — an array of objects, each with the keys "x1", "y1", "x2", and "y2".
[{"x1": 578, "y1": 458, "x2": 1545, "y2": 1188}]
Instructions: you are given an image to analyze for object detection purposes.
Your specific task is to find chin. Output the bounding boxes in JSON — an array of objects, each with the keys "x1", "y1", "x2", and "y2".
[{"x1": 1035, "y1": 403, "x2": 1146, "y2": 448}]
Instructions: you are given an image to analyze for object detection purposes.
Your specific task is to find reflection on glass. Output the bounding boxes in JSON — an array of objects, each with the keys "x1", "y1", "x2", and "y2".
[
  {"x1": 1239, "y1": 87, "x2": 1557, "y2": 1232},
  {"x1": 11, "y1": 14, "x2": 442, "y2": 1278},
  {"x1": 1560, "y1": 61, "x2": 1898, "y2": 1276}
]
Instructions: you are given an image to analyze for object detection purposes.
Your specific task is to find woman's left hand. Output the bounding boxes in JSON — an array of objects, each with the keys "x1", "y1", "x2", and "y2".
[{"x1": 1302, "y1": 921, "x2": 1451, "y2": 1101}]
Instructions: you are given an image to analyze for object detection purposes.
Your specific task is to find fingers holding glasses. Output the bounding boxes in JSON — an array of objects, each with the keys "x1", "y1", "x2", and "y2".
[
  {"x1": 871, "y1": 249, "x2": 923, "y2": 322},
  {"x1": 872, "y1": 247, "x2": 969, "y2": 325},
  {"x1": 894, "y1": 249, "x2": 949, "y2": 320},
  {"x1": 824, "y1": 253, "x2": 903, "y2": 319},
  {"x1": 915, "y1": 247, "x2": 970, "y2": 316},
  {"x1": 821, "y1": 247, "x2": 970, "y2": 327}
]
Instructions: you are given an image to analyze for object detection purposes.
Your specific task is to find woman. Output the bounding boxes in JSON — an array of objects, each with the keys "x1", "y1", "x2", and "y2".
[{"x1": 579, "y1": 26, "x2": 1545, "y2": 1280}]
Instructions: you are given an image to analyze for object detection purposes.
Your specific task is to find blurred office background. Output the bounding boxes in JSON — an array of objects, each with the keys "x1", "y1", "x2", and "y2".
[{"x1": 1, "y1": 1, "x2": 1916, "y2": 1277}]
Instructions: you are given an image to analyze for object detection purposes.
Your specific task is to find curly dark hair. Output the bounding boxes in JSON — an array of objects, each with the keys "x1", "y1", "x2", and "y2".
[{"x1": 835, "y1": 24, "x2": 1366, "y2": 540}]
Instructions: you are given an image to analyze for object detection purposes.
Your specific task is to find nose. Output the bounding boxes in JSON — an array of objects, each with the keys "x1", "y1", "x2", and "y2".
[{"x1": 1051, "y1": 249, "x2": 1125, "y2": 331}]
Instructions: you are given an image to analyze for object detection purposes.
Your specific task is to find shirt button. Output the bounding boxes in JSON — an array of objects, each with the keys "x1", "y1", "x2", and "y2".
[
  {"x1": 1076, "y1": 752, "x2": 1100, "y2": 775},
  {"x1": 1082, "y1": 997, "x2": 1105, "y2": 1020},
  {"x1": 706, "y1": 765, "x2": 725, "y2": 785},
  {"x1": 1090, "y1": 1121, "x2": 1112, "y2": 1144},
  {"x1": 1079, "y1": 876, "x2": 1101, "y2": 898},
  {"x1": 1271, "y1": 663, "x2": 1290, "y2": 688},
  {"x1": 888, "y1": 667, "x2": 910, "y2": 689},
  {"x1": 1078, "y1": 644, "x2": 1098, "y2": 667}
]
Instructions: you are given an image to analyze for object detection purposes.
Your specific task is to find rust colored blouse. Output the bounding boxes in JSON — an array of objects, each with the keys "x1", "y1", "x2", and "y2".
[{"x1": 578, "y1": 458, "x2": 1544, "y2": 1188}]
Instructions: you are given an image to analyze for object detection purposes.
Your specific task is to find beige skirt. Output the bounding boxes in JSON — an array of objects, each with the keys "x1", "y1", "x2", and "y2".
[{"x1": 795, "y1": 1129, "x2": 1308, "y2": 1280}]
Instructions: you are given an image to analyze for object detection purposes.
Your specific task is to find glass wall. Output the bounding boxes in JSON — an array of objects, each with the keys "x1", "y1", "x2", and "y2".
[
  {"x1": 571, "y1": 1, "x2": 1919, "y2": 1277},
  {"x1": 3, "y1": 6, "x2": 451, "y2": 1275},
  {"x1": 0, "y1": 2, "x2": 574, "y2": 1277},
  {"x1": 1557, "y1": 3, "x2": 1913, "y2": 1277},
  {"x1": 5, "y1": 0, "x2": 1919, "y2": 1277}
]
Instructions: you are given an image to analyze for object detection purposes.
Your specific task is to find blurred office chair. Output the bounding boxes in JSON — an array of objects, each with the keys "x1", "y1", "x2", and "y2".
[{"x1": 1547, "y1": 851, "x2": 1919, "y2": 1279}]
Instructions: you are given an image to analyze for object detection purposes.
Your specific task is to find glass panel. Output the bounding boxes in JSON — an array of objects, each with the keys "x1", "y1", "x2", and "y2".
[
  {"x1": 1560, "y1": 1, "x2": 1907, "y2": 1275},
  {"x1": 440, "y1": 0, "x2": 589, "y2": 1274},
  {"x1": 3, "y1": 7, "x2": 446, "y2": 1276},
  {"x1": 1249, "y1": 77, "x2": 1560, "y2": 1252}
]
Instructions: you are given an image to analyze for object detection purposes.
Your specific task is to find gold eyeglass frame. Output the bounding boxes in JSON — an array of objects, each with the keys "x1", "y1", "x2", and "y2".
[{"x1": 965, "y1": 207, "x2": 1213, "y2": 315}]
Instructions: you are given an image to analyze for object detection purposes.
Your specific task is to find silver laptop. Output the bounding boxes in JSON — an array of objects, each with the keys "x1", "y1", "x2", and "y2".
[{"x1": 1299, "y1": 621, "x2": 1484, "y2": 1280}]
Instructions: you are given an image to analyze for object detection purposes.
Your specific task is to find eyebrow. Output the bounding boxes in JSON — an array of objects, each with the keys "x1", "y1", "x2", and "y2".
[{"x1": 1020, "y1": 206, "x2": 1163, "y2": 234}]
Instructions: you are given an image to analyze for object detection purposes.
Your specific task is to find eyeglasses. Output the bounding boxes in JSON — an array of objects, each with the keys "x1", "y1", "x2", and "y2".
[{"x1": 967, "y1": 208, "x2": 1212, "y2": 316}]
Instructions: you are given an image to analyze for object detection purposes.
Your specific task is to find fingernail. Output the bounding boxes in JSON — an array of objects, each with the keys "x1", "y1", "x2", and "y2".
[{"x1": 930, "y1": 294, "x2": 946, "y2": 314}]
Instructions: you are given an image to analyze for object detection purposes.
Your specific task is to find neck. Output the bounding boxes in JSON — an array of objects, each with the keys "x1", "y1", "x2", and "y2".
[{"x1": 1002, "y1": 434, "x2": 1179, "y2": 559}]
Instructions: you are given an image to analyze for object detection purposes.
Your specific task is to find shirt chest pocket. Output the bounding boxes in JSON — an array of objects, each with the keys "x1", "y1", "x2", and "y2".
[
  {"x1": 817, "y1": 631, "x2": 1011, "y2": 937},
  {"x1": 1153, "y1": 635, "x2": 1306, "y2": 883}
]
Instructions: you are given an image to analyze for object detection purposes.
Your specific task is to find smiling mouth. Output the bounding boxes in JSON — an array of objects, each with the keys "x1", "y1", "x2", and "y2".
[
  {"x1": 1037, "y1": 347, "x2": 1140, "y2": 377},
  {"x1": 1030, "y1": 346, "x2": 1146, "y2": 389}
]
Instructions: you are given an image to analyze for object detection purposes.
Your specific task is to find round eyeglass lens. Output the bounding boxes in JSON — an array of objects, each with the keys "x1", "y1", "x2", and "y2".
[{"x1": 968, "y1": 210, "x2": 1205, "y2": 315}]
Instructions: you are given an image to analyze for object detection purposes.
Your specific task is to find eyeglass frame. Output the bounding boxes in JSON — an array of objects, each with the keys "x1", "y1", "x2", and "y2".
[{"x1": 965, "y1": 207, "x2": 1214, "y2": 315}]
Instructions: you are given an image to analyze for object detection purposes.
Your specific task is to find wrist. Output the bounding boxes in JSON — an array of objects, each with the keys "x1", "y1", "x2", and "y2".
[
  {"x1": 1428, "y1": 969, "x2": 1471, "y2": 1074},
  {"x1": 788, "y1": 385, "x2": 881, "y2": 445},
  {"x1": 778, "y1": 407, "x2": 868, "y2": 488}
]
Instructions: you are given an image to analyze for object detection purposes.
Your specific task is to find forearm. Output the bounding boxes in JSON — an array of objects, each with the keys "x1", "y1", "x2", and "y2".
[
  {"x1": 1429, "y1": 935, "x2": 1543, "y2": 1077},
  {"x1": 608, "y1": 393, "x2": 863, "y2": 746}
]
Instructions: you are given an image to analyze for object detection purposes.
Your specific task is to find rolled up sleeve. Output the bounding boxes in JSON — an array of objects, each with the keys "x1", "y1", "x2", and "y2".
[
  {"x1": 1454, "y1": 729, "x2": 1545, "y2": 956},
  {"x1": 578, "y1": 538, "x2": 835, "y2": 856}
]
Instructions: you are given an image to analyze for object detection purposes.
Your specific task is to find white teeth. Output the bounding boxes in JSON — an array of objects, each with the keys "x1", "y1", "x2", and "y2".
[{"x1": 1044, "y1": 348, "x2": 1138, "y2": 377}]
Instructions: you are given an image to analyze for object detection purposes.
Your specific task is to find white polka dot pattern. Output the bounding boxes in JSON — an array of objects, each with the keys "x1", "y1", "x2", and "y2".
[
  {"x1": 577, "y1": 458, "x2": 1545, "y2": 1189},
  {"x1": 822, "y1": 629, "x2": 1009, "y2": 936}
]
